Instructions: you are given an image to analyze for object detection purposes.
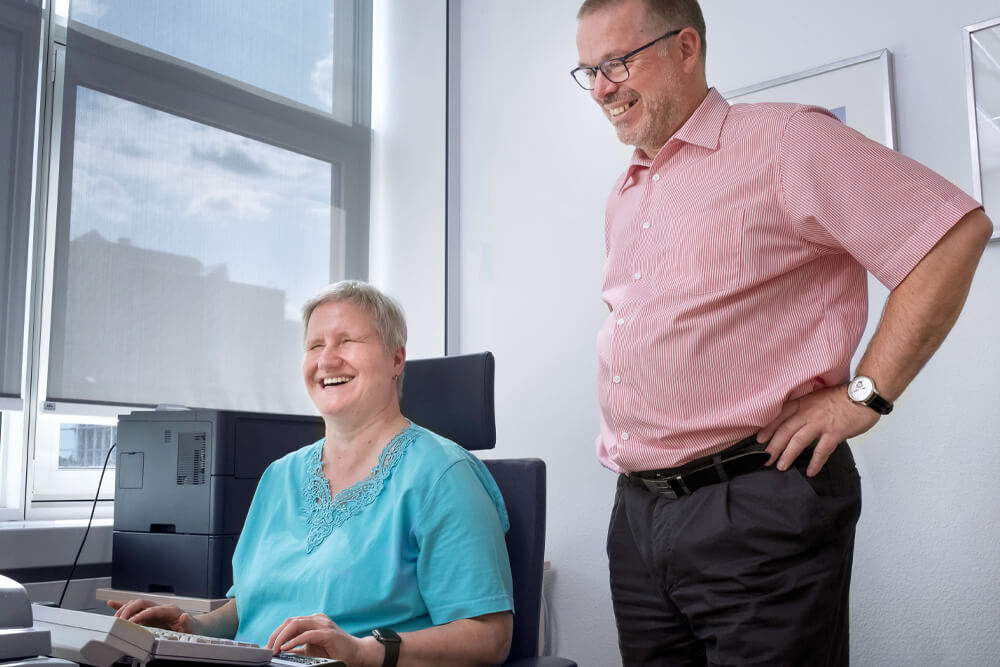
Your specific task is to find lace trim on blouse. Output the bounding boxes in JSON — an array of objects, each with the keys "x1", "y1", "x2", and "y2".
[{"x1": 302, "y1": 424, "x2": 419, "y2": 554}]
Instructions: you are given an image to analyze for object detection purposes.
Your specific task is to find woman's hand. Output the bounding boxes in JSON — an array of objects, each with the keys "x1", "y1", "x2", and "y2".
[
  {"x1": 266, "y1": 614, "x2": 375, "y2": 666},
  {"x1": 107, "y1": 599, "x2": 195, "y2": 634}
]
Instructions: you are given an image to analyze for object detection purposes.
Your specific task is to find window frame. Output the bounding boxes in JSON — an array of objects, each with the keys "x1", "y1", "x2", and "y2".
[
  {"x1": 0, "y1": 0, "x2": 44, "y2": 522},
  {"x1": 0, "y1": 0, "x2": 41, "y2": 403}
]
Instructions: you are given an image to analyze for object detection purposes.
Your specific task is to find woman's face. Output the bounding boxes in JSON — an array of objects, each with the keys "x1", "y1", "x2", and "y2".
[{"x1": 302, "y1": 299, "x2": 404, "y2": 422}]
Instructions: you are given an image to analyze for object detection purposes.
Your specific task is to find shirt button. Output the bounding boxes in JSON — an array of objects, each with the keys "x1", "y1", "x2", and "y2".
[
  {"x1": 616, "y1": 318, "x2": 625, "y2": 326},
  {"x1": 652, "y1": 174, "x2": 660, "y2": 182},
  {"x1": 633, "y1": 272, "x2": 641, "y2": 280},
  {"x1": 641, "y1": 221, "x2": 650, "y2": 229},
  {"x1": 613, "y1": 375, "x2": 621, "y2": 384},
  {"x1": 621, "y1": 432, "x2": 630, "y2": 441}
]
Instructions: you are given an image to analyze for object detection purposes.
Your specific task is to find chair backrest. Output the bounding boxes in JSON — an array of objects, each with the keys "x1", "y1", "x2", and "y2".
[
  {"x1": 400, "y1": 352, "x2": 546, "y2": 662},
  {"x1": 401, "y1": 352, "x2": 496, "y2": 452},
  {"x1": 483, "y1": 457, "x2": 546, "y2": 662}
]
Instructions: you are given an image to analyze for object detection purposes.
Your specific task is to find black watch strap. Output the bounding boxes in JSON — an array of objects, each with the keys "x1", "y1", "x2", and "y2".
[
  {"x1": 867, "y1": 393, "x2": 894, "y2": 415},
  {"x1": 372, "y1": 627, "x2": 400, "y2": 667},
  {"x1": 848, "y1": 375, "x2": 894, "y2": 415}
]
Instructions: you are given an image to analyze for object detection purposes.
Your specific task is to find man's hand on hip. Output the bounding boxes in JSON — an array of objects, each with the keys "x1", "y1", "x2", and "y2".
[{"x1": 756, "y1": 385, "x2": 879, "y2": 476}]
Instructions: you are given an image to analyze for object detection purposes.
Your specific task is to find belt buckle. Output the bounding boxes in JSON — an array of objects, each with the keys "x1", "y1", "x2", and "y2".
[{"x1": 640, "y1": 473, "x2": 690, "y2": 499}]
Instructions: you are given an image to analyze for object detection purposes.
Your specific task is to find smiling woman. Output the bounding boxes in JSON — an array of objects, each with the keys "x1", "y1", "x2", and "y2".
[
  {"x1": 301, "y1": 285, "x2": 407, "y2": 443},
  {"x1": 109, "y1": 280, "x2": 516, "y2": 667}
]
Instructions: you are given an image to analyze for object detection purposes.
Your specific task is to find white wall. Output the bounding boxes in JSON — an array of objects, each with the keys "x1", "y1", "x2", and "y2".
[
  {"x1": 370, "y1": 0, "x2": 447, "y2": 359},
  {"x1": 455, "y1": 1, "x2": 1000, "y2": 666}
]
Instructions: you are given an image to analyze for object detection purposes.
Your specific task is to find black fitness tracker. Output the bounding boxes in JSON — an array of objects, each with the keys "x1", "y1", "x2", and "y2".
[{"x1": 371, "y1": 627, "x2": 400, "y2": 667}]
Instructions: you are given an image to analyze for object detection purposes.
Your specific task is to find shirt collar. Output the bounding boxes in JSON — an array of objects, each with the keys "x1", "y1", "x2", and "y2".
[
  {"x1": 618, "y1": 88, "x2": 730, "y2": 193},
  {"x1": 672, "y1": 87, "x2": 729, "y2": 151}
]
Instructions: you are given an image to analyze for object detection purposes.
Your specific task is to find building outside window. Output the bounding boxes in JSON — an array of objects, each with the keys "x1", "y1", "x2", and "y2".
[{"x1": 58, "y1": 423, "x2": 116, "y2": 468}]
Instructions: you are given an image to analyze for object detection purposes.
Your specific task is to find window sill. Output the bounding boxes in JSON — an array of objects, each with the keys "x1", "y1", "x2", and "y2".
[{"x1": 0, "y1": 518, "x2": 113, "y2": 571}]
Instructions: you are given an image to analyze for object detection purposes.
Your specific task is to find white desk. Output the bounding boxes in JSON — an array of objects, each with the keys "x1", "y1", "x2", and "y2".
[{"x1": 94, "y1": 588, "x2": 227, "y2": 614}]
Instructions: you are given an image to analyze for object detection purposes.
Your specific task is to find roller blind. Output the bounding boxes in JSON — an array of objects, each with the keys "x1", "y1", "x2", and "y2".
[{"x1": 45, "y1": 0, "x2": 372, "y2": 413}]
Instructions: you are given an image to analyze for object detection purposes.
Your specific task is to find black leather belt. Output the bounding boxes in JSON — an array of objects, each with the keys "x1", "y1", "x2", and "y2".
[{"x1": 628, "y1": 435, "x2": 770, "y2": 500}]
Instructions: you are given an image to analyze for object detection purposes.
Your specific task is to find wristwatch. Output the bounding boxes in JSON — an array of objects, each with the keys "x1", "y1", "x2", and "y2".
[
  {"x1": 371, "y1": 627, "x2": 401, "y2": 667},
  {"x1": 847, "y1": 375, "x2": 893, "y2": 415}
]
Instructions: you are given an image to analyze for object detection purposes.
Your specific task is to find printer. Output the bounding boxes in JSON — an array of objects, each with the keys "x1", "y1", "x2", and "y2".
[
  {"x1": 112, "y1": 409, "x2": 323, "y2": 598},
  {"x1": 0, "y1": 575, "x2": 76, "y2": 667}
]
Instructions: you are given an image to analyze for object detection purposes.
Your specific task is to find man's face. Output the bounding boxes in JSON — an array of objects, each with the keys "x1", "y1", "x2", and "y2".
[{"x1": 576, "y1": 0, "x2": 684, "y2": 157}]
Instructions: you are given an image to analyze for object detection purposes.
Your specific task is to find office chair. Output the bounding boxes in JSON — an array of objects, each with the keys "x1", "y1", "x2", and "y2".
[{"x1": 401, "y1": 352, "x2": 577, "y2": 667}]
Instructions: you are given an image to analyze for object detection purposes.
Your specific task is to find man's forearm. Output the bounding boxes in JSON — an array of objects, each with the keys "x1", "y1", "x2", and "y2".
[
  {"x1": 759, "y1": 208, "x2": 992, "y2": 475},
  {"x1": 855, "y1": 208, "x2": 993, "y2": 400}
]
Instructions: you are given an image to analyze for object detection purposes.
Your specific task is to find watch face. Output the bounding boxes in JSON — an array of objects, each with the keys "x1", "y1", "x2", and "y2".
[
  {"x1": 372, "y1": 627, "x2": 401, "y2": 644},
  {"x1": 848, "y1": 376, "x2": 874, "y2": 402}
]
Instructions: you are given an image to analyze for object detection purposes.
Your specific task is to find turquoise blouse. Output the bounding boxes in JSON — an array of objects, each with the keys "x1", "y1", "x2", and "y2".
[{"x1": 228, "y1": 423, "x2": 514, "y2": 645}]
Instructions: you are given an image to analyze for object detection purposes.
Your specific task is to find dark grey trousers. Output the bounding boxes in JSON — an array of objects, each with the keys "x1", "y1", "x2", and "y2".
[{"x1": 608, "y1": 443, "x2": 862, "y2": 666}]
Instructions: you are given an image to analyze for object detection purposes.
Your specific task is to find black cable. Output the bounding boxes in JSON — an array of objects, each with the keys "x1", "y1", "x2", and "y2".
[{"x1": 58, "y1": 442, "x2": 115, "y2": 608}]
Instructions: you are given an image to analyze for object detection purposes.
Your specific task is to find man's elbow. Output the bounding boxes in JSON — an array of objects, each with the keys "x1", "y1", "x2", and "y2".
[
  {"x1": 961, "y1": 208, "x2": 994, "y2": 250},
  {"x1": 927, "y1": 207, "x2": 994, "y2": 273}
]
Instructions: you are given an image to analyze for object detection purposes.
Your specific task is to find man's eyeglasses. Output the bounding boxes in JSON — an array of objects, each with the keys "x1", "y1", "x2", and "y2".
[{"x1": 571, "y1": 28, "x2": 683, "y2": 90}]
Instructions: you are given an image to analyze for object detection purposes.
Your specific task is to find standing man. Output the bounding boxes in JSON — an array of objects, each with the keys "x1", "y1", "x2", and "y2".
[{"x1": 573, "y1": 0, "x2": 993, "y2": 665}]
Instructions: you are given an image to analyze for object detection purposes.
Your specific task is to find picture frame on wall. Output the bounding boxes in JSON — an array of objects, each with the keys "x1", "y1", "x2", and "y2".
[
  {"x1": 963, "y1": 17, "x2": 1000, "y2": 240},
  {"x1": 723, "y1": 49, "x2": 896, "y2": 150}
]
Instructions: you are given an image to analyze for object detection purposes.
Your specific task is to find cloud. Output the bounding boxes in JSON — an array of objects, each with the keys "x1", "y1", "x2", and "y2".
[
  {"x1": 71, "y1": 171, "x2": 134, "y2": 225},
  {"x1": 69, "y1": 85, "x2": 335, "y2": 305},
  {"x1": 310, "y1": 53, "x2": 334, "y2": 112},
  {"x1": 68, "y1": 0, "x2": 110, "y2": 22},
  {"x1": 114, "y1": 139, "x2": 151, "y2": 159},
  {"x1": 185, "y1": 188, "x2": 273, "y2": 221},
  {"x1": 191, "y1": 145, "x2": 272, "y2": 177}
]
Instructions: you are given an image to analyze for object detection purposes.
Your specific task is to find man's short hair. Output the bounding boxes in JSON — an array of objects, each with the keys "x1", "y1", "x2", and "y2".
[{"x1": 577, "y1": 0, "x2": 707, "y2": 61}]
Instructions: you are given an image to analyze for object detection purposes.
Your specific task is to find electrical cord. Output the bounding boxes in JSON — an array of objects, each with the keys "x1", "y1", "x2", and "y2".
[{"x1": 57, "y1": 442, "x2": 115, "y2": 608}]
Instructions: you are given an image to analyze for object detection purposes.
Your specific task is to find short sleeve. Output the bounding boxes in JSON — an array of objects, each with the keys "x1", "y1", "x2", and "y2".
[
  {"x1": 779, "y1": 107, "x2": 981, "y2": 289},
  {"x1": 413, "y1": 459, "x2": 514, "y2": 625},
  {"x1": 226, "y1": 460, "x2": 276, "y2": 601}
]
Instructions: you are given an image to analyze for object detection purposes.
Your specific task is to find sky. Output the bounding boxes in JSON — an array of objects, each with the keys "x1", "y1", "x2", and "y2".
[
  {"x1": 58, "y1": 0, "x2": 354, "y2": 318},
  {"x1": 69, "y1": 88, "x2": 336, "y2": 319}
]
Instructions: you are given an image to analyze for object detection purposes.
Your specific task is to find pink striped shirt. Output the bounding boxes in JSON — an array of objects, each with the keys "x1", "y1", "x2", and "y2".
[{"x1": 597, "y1": 88, "x2": 980, "y2": 473}]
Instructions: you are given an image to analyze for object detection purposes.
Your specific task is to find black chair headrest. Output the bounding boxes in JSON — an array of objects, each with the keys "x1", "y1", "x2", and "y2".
[{"x1": 400, "y1": 352, "x2": 496, "y2": 451}]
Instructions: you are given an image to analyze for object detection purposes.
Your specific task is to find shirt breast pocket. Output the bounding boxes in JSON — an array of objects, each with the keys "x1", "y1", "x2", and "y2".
[{"x1": 654, "y1": 208, "x2": 746, "y2": 295}]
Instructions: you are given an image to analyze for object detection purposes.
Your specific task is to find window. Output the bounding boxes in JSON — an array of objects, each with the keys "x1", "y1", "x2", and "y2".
[
  {"x1": 48, "y1": 86, "x2": 342, "y2": 413},
  {"x1": 1, "y1": 0, "x2": 373, "y2": 518},
  {"x1": 30, "y1": 407, "x2": 119, "y2": 503}
]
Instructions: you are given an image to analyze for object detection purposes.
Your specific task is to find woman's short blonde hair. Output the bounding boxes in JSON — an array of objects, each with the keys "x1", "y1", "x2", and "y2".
[{"x1": 301, "y1": 280, "x2": 408, "y2": 393}]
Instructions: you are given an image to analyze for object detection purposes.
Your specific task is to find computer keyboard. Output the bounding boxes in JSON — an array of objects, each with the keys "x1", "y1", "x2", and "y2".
[
  {"x1": 30, "y1": 604, "x2": 348, "y2": 667},
  {"x1": 148, "y1": 626, "x2": 256, "y2": 645},
  {"x1": 146, "y1": 630, "x2": 344, "y2": 666},
  {"x1": 146, "y1": 626, "x2": 271, "y2": 660},
  {"x1": 272, "y1": 652, "x2": 345, "y2": 667}
]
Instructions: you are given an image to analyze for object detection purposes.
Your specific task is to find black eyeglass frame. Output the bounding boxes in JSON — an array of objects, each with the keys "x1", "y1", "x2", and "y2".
[{"x1": 570, "y1": 28, "x2": 684, "y2": 90}]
